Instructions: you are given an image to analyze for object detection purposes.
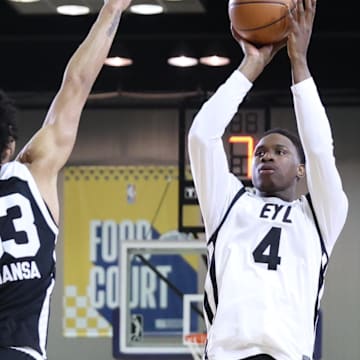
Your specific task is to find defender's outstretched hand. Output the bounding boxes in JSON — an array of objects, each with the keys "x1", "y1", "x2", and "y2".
[{"x1": 16, "y1": 0, "x2": 134, "y2": 222}]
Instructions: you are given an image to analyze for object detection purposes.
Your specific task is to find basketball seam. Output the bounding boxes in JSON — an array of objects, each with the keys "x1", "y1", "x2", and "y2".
[{"x1": 230, "y1": 2, "x2": 296, "y2": 32}]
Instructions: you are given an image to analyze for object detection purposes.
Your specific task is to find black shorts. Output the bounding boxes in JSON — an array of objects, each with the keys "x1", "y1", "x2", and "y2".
[
  {"x1": 0, "y1": 348, "x2": 36, "y2": 360},
  {"x1": 243, "y1": 355, "x2": 275, "y2": 360}
]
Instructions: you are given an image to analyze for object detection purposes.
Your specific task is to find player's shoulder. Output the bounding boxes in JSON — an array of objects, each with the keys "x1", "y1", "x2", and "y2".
[{"x1": 0, "y1": 160, "x2": 29, "y2": 179}]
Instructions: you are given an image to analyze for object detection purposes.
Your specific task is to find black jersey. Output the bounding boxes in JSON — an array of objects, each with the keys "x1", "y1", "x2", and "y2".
[{"x1": 0, "y1": 161, "x2": 58, "y2": 360}]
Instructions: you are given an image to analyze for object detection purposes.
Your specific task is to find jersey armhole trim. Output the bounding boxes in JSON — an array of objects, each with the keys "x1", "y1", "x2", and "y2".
[
  {"x1": 207, "y1": 186, "x2": 246, "y2": 246},
  {"x1": 305, "y1": 193, "x2": 329, "y2": 259}
]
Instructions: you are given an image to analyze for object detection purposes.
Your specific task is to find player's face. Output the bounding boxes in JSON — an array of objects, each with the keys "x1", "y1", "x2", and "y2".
[{"x1": 252, "y1": 133, "x2": 304, "y2": 195}]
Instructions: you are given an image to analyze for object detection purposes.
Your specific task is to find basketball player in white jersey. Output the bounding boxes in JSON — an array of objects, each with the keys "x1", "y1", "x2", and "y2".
[
  {"x1": 0, "y1": 1, "x2": 132, "y2": 359},
  {"x1": 188, "y1": 0, "x2": 348, "y2": 359}
]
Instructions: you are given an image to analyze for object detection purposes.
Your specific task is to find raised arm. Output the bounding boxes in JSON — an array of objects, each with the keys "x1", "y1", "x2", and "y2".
[
  {"x1": 16, "y1": 0, "x2": 131, "y2": 221},
  {"x1": 188, "y1": 71, "x2": 251, "y2": 236},
  {"x1": 188, "y1": 34, "x2": 284, "y2": 237},
  {"x1": 288, "y1": 0, "x2": 348, "y2": 252}
]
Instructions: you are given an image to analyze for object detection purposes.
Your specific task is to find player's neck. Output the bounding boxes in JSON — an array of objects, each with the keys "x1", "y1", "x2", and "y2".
[{"x1": 255, "y1": 188, "x2": 297, "y2": 202}]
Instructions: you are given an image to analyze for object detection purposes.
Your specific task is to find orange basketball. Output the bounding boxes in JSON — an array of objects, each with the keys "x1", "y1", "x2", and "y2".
[{"x1": 228, "y1": 0, "x2": 296, "y2": 45}]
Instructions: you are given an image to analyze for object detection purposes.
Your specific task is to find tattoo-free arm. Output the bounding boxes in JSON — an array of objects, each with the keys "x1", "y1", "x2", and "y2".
[
  {"x1": 15, "y1": 0, "x2": 131, "y2": 222},
  {"x1": 17, "y1": 0, "x2": 130, "y2": 173}
]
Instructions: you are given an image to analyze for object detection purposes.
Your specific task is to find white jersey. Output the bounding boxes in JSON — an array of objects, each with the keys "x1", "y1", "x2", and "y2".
[{"x1": 188, "y1": 71, "x2": 348, "y2": 360}]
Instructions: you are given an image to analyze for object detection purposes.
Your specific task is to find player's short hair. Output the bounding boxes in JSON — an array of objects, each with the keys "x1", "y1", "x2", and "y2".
[
  {"x1": 0, "y1": 89, "x2": 18, "y2": 156},
  {"x1": 262, "y1": 128, "x2": 305, "y2": 164}
]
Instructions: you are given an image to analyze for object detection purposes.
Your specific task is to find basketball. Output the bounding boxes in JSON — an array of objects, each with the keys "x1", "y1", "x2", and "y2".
[{"x1": 228, "y1": 0, "x2": 296, "y2": 45}]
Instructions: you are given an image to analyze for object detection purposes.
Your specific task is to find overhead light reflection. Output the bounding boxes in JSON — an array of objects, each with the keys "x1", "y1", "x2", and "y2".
[
  {"x1": 105, "y1": 57, "x2": 133, "y2": 67},
  {"x1": 56, "y1": 5, "x2": 90, "y2": 16},
  {"x1": 10, "y1": 0, "x2": 40, "y2": 3},
  {"x1": 130, "y1": 4, "x2": 164, "y2": 15},
  {"x1": 167, "y1": 56, "x2": 199, "y2": 67},
  {"x1": 200, "y1": 55, "x2": 231, "y2": 67}
]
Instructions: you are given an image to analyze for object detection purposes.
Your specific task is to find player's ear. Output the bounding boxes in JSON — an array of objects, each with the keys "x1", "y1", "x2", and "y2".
[
  {"x1": 1, "y1": 139, "x2": 16, "y2": 163},
  {"x1": 296, "y1": 163, "x2": 305, "y2": 179}
]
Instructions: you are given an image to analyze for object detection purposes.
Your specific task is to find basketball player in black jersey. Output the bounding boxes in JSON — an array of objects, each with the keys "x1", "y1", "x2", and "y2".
[{"x1": 0, "y1": 1, "x2": 132, "y2": 359}]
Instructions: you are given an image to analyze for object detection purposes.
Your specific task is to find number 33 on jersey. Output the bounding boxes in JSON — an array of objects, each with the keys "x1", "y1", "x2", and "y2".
[{"x1": 0, "y1": 162, "x2": 58, "y2": 286}]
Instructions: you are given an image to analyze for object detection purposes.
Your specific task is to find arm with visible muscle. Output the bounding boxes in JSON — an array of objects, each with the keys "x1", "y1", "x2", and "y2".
[{"x1": 16, "y1": 0, "x2": 131, "y2": 221}]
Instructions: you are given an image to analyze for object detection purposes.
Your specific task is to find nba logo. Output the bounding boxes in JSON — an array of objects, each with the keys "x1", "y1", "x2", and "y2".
[
  {"x1": 130, "y1": 314, "x2": 143, "y2": 342},
  {"x1": 127, "y1": 184, "x2": 136, "y2": 204}
]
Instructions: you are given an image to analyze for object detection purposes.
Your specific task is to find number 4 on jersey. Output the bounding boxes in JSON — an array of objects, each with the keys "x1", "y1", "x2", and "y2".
[{"x1": 253, "y1": 227, "x2": 282, "y2": 270}]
